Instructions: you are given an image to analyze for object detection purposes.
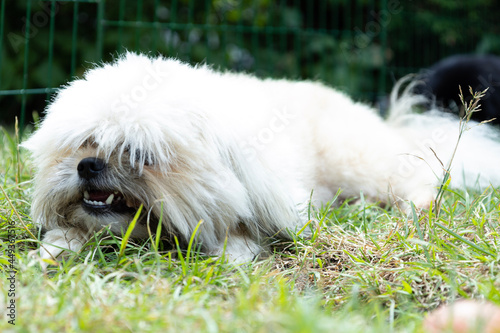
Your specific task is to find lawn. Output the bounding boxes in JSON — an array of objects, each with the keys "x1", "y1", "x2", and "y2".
[{"x1": 1, "y1": 118, "x2": 500, "y2": 332}]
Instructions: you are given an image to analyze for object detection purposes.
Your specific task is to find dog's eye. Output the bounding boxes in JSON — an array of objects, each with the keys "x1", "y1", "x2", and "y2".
[
  {"x1": 134, "y1": 150, "x2": 154, "y2": 166},
  {"x1": 142, "y1": 156, "x2": 153, "y2": 166},
  {"x1": 81, "y1": 138, "x2": 98, "y2": 149},
  {"x1": 123, "y1": 146, "x2": 154, "y2": 166},
  {"x1": 81, "y1": 139, "x2": 90, "y2": 148}
]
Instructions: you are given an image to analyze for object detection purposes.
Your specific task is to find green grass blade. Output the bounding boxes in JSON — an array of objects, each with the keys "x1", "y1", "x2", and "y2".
[
  {"x1": 411, "y1": 202, "x2": 431, "y2": 262},
  {"x1": 435, "y1": 222, "x2": 495, "y2": 257},
  {"x1": 155, "y1": 202, "x2": 164, "y2": 251},
  {"x1": 117, "y1": 204, "x2": 143, "y2": 261},
  {"x1": 174, "y1": 236, "x2": 186, "y2": 276},
  {"x1": 186, "y1": 219, "x2": 204, "y2": 263}
]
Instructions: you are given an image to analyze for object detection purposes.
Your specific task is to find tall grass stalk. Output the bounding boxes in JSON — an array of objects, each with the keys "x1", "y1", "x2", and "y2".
[{"x1": 434, "y1": 86, "x2": 489, "y2": 216}]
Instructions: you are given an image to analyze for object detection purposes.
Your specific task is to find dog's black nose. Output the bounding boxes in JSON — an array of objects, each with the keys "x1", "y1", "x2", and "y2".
[{"x1": 77, "y1": 157, "x2": 106, "y2": 179}]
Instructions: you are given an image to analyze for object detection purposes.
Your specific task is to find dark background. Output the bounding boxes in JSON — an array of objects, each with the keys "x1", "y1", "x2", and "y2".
[{"x1": 1, "y1": 0, "x2": 499, "y2": 127}]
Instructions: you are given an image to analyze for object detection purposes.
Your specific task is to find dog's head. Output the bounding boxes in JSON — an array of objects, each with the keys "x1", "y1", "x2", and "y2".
[
  {"x1": 24, "y1": 137, "x2": 159, "y2": 238},
  {"x1": 23, "y1": 53, "x2": 302, "y2": 249},
  {"x1": 23, "y1": 53, "x2": 263, "y2": 245}
]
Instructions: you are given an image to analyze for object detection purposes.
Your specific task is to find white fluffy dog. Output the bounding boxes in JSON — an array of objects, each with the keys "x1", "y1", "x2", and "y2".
[{"x1": 23, "y1": 53, "x2": 500, "y2": 265}]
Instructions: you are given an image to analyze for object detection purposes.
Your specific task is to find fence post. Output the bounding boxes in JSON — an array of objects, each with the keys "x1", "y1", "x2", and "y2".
[
  {"x1": 96, "y1": 0, "x2": 104, "y2": 60},
  {"x1": 379, "y1": 0, "x2": 388, "y2": 101},
  {"x1": 20, "y1": 0, "x2": 33, "y2": 132}
]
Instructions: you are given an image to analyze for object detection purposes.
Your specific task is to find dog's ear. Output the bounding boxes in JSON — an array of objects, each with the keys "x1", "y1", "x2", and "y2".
[
  {"x1": 143, "y1": 126, "x2": 304, "y2": 247},
  {"x1": 220, "y1": 141, "x2": 304, "y2": 240}
]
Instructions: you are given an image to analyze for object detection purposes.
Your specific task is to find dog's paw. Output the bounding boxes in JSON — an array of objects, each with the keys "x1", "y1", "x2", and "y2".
[
  {"x1": 39, "y1": 228, "x2": 88, "y2": 269},
  {"x1": 407, "y1": 188, "x2": 436, "y2": 210},
  {"x1": 209, "y1": 234, "x2": 263, "y2": 264}
]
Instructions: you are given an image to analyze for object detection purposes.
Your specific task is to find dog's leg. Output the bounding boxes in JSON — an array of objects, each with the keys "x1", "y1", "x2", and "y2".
[{"x1": 40, "y1": 228, "x2": 88, "y2": 268}]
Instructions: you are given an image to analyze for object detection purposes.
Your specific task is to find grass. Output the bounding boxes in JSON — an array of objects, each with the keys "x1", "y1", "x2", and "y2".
[{"x1": 1, "y1": 98, "x2": 500, "y2": 332}]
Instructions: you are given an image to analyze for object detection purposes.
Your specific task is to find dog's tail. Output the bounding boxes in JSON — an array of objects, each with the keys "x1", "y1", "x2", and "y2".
[
  {"x1": 386, "y1": 77, "x2": 500, "y2": 190},
  {"x1": 385, "y1": 75, "x2": 429, "y2": 123}
]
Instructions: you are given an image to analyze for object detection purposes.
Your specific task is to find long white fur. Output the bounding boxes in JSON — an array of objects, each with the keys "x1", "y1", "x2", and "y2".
[{"x1": 23, "y1": 53, "x2": 500, "y2": 266}]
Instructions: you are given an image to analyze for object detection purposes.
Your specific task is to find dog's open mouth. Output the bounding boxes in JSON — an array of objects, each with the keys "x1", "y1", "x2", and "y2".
[{"x1": 82, "y1": 190, "x2": 139, "y2": 214}]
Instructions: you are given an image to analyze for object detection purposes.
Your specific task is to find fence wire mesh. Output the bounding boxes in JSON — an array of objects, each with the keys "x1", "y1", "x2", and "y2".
[{"x1": 1, "y1": 1, "x2": 498, "y2": 128}]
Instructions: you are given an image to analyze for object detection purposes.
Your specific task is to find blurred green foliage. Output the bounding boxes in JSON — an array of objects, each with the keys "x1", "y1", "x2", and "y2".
[{"x1": 1, "y1": 0, "x2": 500, "y2": 125}]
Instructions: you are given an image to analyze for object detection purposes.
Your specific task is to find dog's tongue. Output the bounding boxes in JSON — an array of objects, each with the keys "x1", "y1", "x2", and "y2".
[{"x1": 88, "y1": 190, "x2": 112, "y2": 201}]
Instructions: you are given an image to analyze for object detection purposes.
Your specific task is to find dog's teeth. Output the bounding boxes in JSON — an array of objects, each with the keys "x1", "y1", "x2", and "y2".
[
  {"x1": 83, "y1": 198, "x2": 106, "y2": 206},
  {"x1": 105, "y1": 194, "x2": 114, "y2": 205},
  {"x1": 84, "y1": 191, "x2": 90, "y2": 199}
]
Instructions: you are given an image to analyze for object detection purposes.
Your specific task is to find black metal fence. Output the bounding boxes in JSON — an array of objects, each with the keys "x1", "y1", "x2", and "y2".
[{"x1": 1, "y1": 1, "x2": 499, "y2": 128}]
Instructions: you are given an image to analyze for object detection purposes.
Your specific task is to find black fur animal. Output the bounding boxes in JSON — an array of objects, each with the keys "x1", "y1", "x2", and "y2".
[{"x1": 416, "y1": 54, "x2": 500, "y2": 124}]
